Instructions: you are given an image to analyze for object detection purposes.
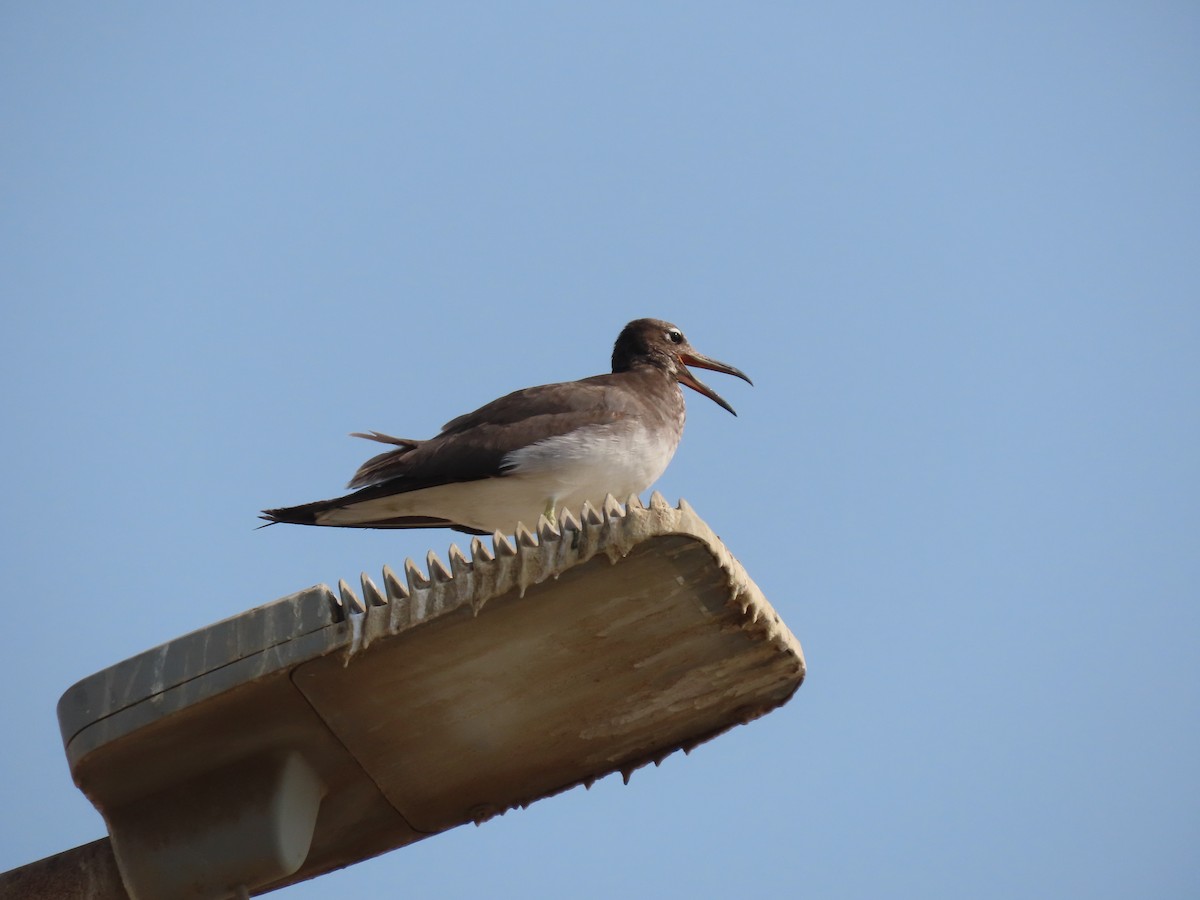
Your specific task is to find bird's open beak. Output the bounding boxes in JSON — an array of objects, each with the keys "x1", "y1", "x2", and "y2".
[{"x1": 677, "y1": 351, "x2": 753, "y2": 416}]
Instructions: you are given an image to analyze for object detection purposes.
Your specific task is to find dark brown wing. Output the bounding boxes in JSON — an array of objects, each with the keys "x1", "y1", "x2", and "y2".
[
  {"x1": 438, "y1": 373, "x2": 620, "y2": 433},
  {"x1": 345, "y1": 374, "x2": 627, "y2": 490}
]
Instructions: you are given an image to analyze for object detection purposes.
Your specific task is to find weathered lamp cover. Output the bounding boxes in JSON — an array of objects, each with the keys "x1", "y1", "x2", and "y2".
[{"x1": 57, "y1": 496, "x2": 805, "y2": 899}]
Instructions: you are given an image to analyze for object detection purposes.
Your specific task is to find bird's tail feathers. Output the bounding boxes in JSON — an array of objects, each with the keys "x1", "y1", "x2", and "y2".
[
  {"x1": 349, "y1": 430, "x2": 419, "y2": 447},
  {"x1": 345, "y1": 432, "x2": 421, "y2": 489}
]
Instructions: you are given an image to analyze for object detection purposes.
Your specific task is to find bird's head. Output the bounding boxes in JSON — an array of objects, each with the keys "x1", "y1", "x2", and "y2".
[{"x1": 612, "y1": 318, "x2": 752, "y2": 415}]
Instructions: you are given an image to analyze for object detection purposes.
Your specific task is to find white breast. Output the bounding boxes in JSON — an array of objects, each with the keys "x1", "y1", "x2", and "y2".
[
  {"x1": 316, "y1": 419, "x2": 683, "y2": 535},
  {"x1": 503, "y1": 420, "x2": 682, "y2": 507}
]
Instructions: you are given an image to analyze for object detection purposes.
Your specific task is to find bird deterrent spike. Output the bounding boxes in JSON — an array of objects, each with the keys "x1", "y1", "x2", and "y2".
[
  {"x1": 602, "y1": 494, "x2": 623, "y2": 519},
  {"x1": 382, "y1": 564, "x2": 409, "y2": 601},
  {"x1": 492, "y1": 530, "x2": 517, "y2": 558},
  {"x1": 323, "y1": 588, "x2": 345, "y2": 622},
  {"x1": 470, "y1": 535, "x2": 494, "y2": 563},
  {"x1": 515, "y1": 521, "x2": 538, "y2": 548},
  {"x1": 649, "y1": 491, "x2": 671, "y2": 511},
  {"x1": 558, "y1": 506, "x2": 581, "y2": 532},
  {"x1": 581, "y1": 500, "x2": 604, "y2": 526},
  {"x1": 447, "y1": 543, "x2": 471, "y2": 578},
  {"x1": 625, "y1": 493, "x2": 645, "y2": 510},
  {"x1": 426, "y1": 549, "x2": 453, "y2": 584},
  {"x1": 403, "y1": 557, "x2": 430, "y2": 592},
  {"x1": 536, "y1": 514, "x2": 561, "y2": 542},
  {"x1": 338, "y1": 579, "x2": 365, "y2": 614},
  {"x1": 360, "y1": 573, "x2": 387, "y2": 607}
]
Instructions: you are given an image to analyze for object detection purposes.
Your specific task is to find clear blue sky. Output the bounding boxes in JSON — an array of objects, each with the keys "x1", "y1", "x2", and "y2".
[{"x1": 2, "y1": 4, "x2": 1197, "y2": 898}]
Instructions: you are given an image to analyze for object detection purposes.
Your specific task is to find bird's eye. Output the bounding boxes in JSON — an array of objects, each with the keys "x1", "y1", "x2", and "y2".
[{"x1": 667, "y1": 329, "x2": 683, "y2": 344}]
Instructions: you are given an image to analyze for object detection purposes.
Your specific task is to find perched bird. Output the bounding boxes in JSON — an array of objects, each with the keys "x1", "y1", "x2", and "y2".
[{"x1": 261, "y1": 318, "x2": 751, "y2": 535}]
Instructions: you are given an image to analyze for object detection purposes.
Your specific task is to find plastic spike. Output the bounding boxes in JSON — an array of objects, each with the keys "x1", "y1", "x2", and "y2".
[
  {"x1": 469, "y1": 804, "x2": 498, "y2": 826},
  {"x1": 602, "y1": 493, "x2": 623, "y2": 518},
  {"x1": 649, "y1": 491, "x2": 671, "y2": 511},
  {"x1": 558, "y1": 506, "x2": 581, "y2": 532},
  {"x1": 515, "y1": 521, "x2": 538, "y2": 548},
  {"x1": 447, "y1": 543, "x2": 471, "y2": 578},
  {"x1": 581, "y1": 500, "x2": 604, "y2": 526},
  {"x1": 404, "y1": 557, "x2": 430, "y2": 592},
  {"x1": 470, "y1": 535, "x2": 494, "y2": 563},
  {"x1": 677, "y1": 497, "x2": 695, "y2": 515},
  {"x1": 338, "y1": 579, "x2": 365, "y2": 614},
  {"x1": 680, "y1": 735, "x2": 705, "y2": 755},
  {"x1": 360, "y1": 573, "x2": 387, "y2": 607},
  {"x1": 492, "y1": 530, "x2": 517, "y2": 558},
  {"x1": 323, "y1": 587, "x2": 345, "y2": 622},
  {"x1": 426, "y1": 549, "x2": 453, "y2": 584},
  {"x1": 625, "y1": 493, "x2": 645, "y2": 510},
  {"x1": 536, "y1": 514, "x2": 560, "y2": 541},
  {"x1": 382, "y1": 564, "x2": 409, "y2": 601}
]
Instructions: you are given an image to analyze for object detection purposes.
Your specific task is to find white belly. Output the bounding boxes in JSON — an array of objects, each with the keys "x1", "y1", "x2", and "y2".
[{"x1": 316, "y1": 421, "x2": 680, "y2": 534}]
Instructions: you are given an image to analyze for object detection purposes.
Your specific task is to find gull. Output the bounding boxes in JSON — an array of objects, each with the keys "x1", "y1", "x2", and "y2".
[{"x1": 261, "y1": 318, "x2": 750, "y2": 535}]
